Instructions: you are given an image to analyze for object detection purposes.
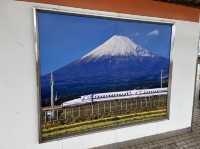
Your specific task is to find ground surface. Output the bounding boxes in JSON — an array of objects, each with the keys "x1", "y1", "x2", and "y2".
[{"x1": 92, "y1": 99, "x2": 200, "y2": 149}]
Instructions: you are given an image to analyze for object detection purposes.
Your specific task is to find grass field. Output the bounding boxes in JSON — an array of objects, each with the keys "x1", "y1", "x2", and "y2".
[{"x1": 41, "y1": 108, "x2": 167, "y2": 141}]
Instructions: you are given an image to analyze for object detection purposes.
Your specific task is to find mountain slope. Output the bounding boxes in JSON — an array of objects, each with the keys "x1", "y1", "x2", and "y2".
[
  {"x1": 81, "y1": 35, "x2": 154, "y2": 60},
  {"x1": 41, "y1": 35, "x2": 169, "y2": 106}
]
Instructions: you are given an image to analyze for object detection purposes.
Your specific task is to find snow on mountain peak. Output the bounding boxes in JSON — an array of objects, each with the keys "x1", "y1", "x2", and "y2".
[{"x1": 81, "y1": 35, "x2": 154, "y2": 60}]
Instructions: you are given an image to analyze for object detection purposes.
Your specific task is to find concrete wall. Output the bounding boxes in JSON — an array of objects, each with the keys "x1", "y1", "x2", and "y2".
[{"x1": 0, "y1": 0, "x2": 199, "y2": 149}]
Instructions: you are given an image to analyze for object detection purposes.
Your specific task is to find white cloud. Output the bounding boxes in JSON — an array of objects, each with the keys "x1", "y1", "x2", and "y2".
[
  {"x1": 135, "y1": 32, "x2": 140, "y2": 36},
  {"x1": 147, "y1": 29, "x2": 159, "y2": 36}
]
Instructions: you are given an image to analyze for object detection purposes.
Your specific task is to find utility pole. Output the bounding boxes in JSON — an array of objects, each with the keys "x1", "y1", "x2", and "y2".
[
  {"x1": 50, "y1": 72, "x2": 54, "y2": 108},
  {"x1": 50, "y1": 72, "x2": 55, "y2": 118},
  {"x1": 161, "y1": 69, "x2": 163, "y2": 88}
]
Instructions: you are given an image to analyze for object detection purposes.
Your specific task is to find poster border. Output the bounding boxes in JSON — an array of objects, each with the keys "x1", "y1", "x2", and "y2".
[{"x1": 32, "y1": 6, "x2": 175, "y2": 143}]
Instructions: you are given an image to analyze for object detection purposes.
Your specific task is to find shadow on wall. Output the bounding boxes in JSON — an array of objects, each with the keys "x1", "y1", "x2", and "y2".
[{"x1": 155, "y1": 0, "x2": 200, "y2": 8}]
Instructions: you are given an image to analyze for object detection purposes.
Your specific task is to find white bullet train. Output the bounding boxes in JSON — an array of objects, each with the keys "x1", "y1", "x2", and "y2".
[{"x1": 62, "y1": 88, "x2": 168, "y2": 107}]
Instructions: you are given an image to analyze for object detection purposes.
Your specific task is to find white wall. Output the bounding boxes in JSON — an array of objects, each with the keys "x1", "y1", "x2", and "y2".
[{"x1": 0, "y1": 0, "x2": 199, "y2": 149}]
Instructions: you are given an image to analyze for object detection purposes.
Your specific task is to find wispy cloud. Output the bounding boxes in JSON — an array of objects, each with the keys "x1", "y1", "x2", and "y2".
[
  {"x1": 135, "y1": 32, "x2": 140, "y2": 37},
  {"x1": 146, "y1": 29, "x2": 159, "y2": 36}
]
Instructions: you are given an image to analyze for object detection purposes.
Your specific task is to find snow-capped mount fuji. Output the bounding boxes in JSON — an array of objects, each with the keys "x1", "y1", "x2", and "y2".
[
  {"x1": 41, "y1": 35, "x2": 169, "y2": 106},
  {"x1": 81, "y1": 35, "x2": 154, "y2": 61}
]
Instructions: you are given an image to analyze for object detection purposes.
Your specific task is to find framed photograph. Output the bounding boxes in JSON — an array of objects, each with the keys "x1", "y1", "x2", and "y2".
[{"x1": 34, "y1": 7, "x2": 174, "y2": 142}]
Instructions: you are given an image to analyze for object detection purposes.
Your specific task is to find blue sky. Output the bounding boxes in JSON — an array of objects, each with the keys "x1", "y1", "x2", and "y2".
[{"x1": 37, "y1": 11, "x2": 172, "y2": 76}]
